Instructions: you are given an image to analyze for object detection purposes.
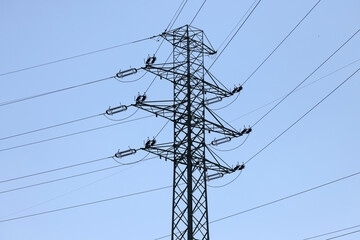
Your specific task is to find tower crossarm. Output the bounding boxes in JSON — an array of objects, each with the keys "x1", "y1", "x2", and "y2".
[
  {"x1": 140, "y1": 142, "x2": 235, "y2": 174},
  {"x1": 160, "y1": 25, "x2": 217, "y2": 56}
]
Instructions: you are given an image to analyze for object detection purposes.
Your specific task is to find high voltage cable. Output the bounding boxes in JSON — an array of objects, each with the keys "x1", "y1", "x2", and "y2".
[
  {"x1": 0, "y1": 185, "x2": 173, "y2": 223},
  {"x1": 215, "y1": 0, "x2": 258, "y2": 53},
  {"x1": 0, "y1": 56, "x2": 360, "y2": 151},
  {"x1": 210, "y1": 0, "x2": 321, "y2": 112},
  {"x1": 245, "y1": 66, "x2": 360, "y2": 165},
  {"x1": 0, "y1": 37, "x2": 156, "y2": 78},
  {"x1": 0, "y1": 113, "x2": 104, "y2": 141},
  {"x1": 251, "y1": 27, "x2": 360, "y2": 128},
  {"x1": 189, "y1": 0, "x2": 206, "y2": 25},
  {"x1": 241, "y1": 0, "x2": 322, "y2": 86},
  {"x1": 229, "y1": 57, "x2": 360, "y2": 123},
  {"x1": 0, "y1": 156, "x2": 157, "y2": 195},
  {"x1": 0, "y1": 115, "x2": 153, "y2": 153},
  {"x1": 1, "y1": 162, "x2": 143, "y2": 219},
  {"x1": 1, "y1": 168, "x2": 359, "y2": 227},
  {"x1": 154, "y1": 170, "x2": 360, "y2": 239},
  {"x1": 0, "y1": 114, "x2": 170, "y2": 185},
  {"x1": 1, "y1": 0, "x2": 189, "y2": 107},
  {"x1": 208, "y1": 0, "x2": 262, "y2": 70},
  {"x1": 304, "y1": 224, "x2": 360, "y2": 240},
  {"x1": 325, "y1": 229, "x2": 360, "y2": 240},
  {"x1": 0, "y1": 76, "x2": 115, "y2": 107},
  {"x1": 2, "y1": 56, "x2": 358, "y2": 151},
  {"x1": 0, "y1": 156, "x2": 111, "y2": 184}
]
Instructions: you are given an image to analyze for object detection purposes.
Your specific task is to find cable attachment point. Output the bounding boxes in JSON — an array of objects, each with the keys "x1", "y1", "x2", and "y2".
[
  {"x1": 205, "y1": 96, "x2": 223, "y2": 105},
  {"x1": 211, "y1": 136, "x2": 231, "y2": 146},
  {"x1": 116, "y1": 68, "x2": 138, "y2": 78},
  {"x1": 145, "y1": 55, "x2": 157, "y2": 67},
  {"x1": 105, "y1": 104, "x2": 128, "y2": 115},
  {"x1": 206, "y1": 172, "x2": 224, "y2": 181},
  {"x1": 135, "y1": 93, "x2": 147, "y2": 104},
  {"x1": 231, "y1": 85, "x2": 243, "y2": 95},
  {"x1": 145, "y1": 138, "x2": 156, "y2": 149},
  {"x1": 238, "y1": 126, "x2": 252, "y2": 136},
  {"x1": 115, "y1": 148, "x2": 137, "y2": 158},
  {"x1": 233, "y1": 163, "x2": 245, "y2": 171}
]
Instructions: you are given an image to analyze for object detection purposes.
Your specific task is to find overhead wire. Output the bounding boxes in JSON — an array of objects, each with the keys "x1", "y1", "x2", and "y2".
[
  {"x1": 325, "y1": 229, "x2": 360, "y2": 240},
  {"x1": 304, "y1": 224, "x2": 360, "y2": 240},
  {"x1": 241, "y1": 0, "x2": 322, "y2": 86},
  {"x1": 0, "y1": 184, "x2": 173, "y2": 223},
  {"x1": 189, "y1": 0, "x2": 207, "y2": 25},
  {"x1": 1, "y1": 161, "x2": 144, "y2": 219},
  {"x1": 228, "y1": 57, "x2": 360, "y2": 123},
  {"x1": 0, "y1": 115, "x2": 154, "y2": 153},
  {"x1": 1, "y1": 0, "x2": 189, "y2": 108},
  {"x1": 0, "y1": 156, "x2": 157, "y2": 195},
  {"x1": 245, "y1": 66, "x2": 360, "y2": 165},
  {"x1": 0, "y1": 112, "x2": 103, "y2": 141},
  {"x1": 211, "y1": 0, "x2": 322, "y2": 111},
  {"x1": 0, "y1": 36, "x2": 157, "y2": 78},
  {"x1": 0, "y1": 76, "x2": 114, "y2": 107},
  {"x1": 251, "y1": 28, "x2": 360, "y2": 128},
  {"x1": 208, "y1": 0, "x2": 262, "y2": 70},
  {"x1": 1, "y1": 168, "x2": 359, "y2": 226},
  {"x1": 215, "y1": 0, "x2": 258, "y2": 54},
  {"x1": 0, "y1": 156, "x2": 112, "y2": 184},
  {"x1": 154, "y1": 170, "x2": 360, "y2": 239}
]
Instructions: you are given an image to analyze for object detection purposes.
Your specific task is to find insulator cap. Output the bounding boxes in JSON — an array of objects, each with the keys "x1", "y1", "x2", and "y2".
[
  {"x1": 206, "y1": 172, "x2": 224, "y2": 181},
  {"x1": 211, "y1": 136, "x2": 231, "y2": 146},
  {"x1": 115, "y1": 148, "x2": 137, "y2": 158},
  {"x1": 116, "y1": 68, "x2": 138, "y2": 78},
  {"x1": 106, "y1": 105, "x2": 128, "y2": 115},
  {"x1": 205, "y1": 96, "x2": 222, "y2": 105}
]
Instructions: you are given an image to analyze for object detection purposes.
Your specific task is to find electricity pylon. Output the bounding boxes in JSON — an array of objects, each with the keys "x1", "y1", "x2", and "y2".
[{"x1": 114, "y1": 25, "x2": 250, "y2": 240}]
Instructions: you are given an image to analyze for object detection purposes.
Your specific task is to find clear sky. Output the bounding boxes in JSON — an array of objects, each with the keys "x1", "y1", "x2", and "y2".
[{"x1": 0, "y1": 0, "x2": 359, "y2": 239}]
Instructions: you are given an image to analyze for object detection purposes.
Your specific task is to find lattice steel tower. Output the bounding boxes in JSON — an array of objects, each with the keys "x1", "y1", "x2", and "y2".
[{"x1": 114, "y1": 25, "x2": 248, "y2": 239}]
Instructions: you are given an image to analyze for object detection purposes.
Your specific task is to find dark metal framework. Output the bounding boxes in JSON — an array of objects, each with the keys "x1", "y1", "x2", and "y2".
[{"x1": 133, "y1": 25, "x2": 246, "y2": 240}]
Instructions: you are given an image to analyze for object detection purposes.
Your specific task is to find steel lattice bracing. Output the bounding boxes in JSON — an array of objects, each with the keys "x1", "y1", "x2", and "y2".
[
  {"x1": 170, "y1": 25, "x2": 209, "y2": 240},
  {"x1": 129, "y1": 25, "x2": 247, "y2": 240}
]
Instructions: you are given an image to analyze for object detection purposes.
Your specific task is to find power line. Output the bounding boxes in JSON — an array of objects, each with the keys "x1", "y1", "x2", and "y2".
[
  {"x1": 210, "y1": 0, "x2": 320, "y2": 112},
  {"x1": 0, "y1": 113, "x2": 104, "y2": 141},
  {"x1": 0, "y1": 156, "x2": 111, "y2": 184},
  {"x1": 0, "y1": 76, "x2": 115, "y2": 107},
  {"x1": 208, "y1": 0, "x2": 262, "y2": 70},
  {"x1": 0, "y1": 36, "x2": 156, "y2": 78},
  {"x1": 246, "y1": 66, "x2": 360, "y2": 165},
  {"x1": 229, "y1": 57, "x2": 360, "y2": 123},
  {"x1": 215, "y1": 0, "x2": 258, "y2": 53},
  {"x1": 304, "y1": 224, "x2": 360, "y2": 240},
  {"x1": 0, "y1": 184, "x2": 172, "y2": 223},
  {"x1": 154, "y1": 170, "x2": 360, "y2": 239},
  {"x1": 189, "y1": 0, "x2": 206, "y2": 25},
  {"x1": 325, "y1": 229, "x2": 360, "y2": 240},
  {"x1": 251, "y1": 28, "x2": 360, "y2": 128},
  {"x1": 0, "y1": 156, "x2": 157, "y2": 195},
  {"x1": 242, "y1": 0, "x2": 321, "y2": 86},
  {"x1": 210, "y1": 170, "x2": 360, "y2": 223},
  {"x1": 0, "y1": 115, "x2": 153, "y2": 153}
]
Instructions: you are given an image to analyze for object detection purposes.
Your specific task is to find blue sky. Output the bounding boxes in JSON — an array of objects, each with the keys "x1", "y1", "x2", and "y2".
[{"x1": 0, "y1": 0, "x2": 359, "y2": 239}]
